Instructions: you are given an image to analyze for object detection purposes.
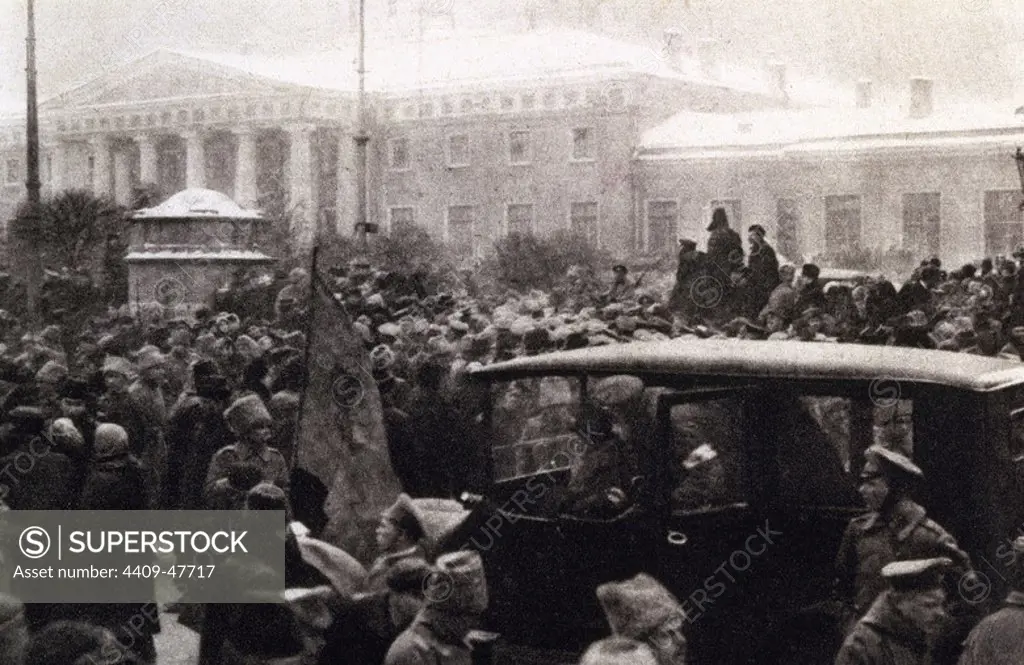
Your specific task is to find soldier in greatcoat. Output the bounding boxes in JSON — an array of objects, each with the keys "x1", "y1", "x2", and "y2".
[
  {"x1": 957, "y1": 536, "x2": 1024, "y2": 665},
  {"x1": 835, "y1": 558, "x2": 952, "y2": 665}
]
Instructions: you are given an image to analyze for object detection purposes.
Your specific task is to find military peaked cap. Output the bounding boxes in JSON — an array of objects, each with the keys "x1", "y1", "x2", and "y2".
[
  {"x1": 881, "y1": 557, "x2": 952, "y2": 592},
  {"x1": 862, "y1": 445, "x2": 923, "y2": 481}
]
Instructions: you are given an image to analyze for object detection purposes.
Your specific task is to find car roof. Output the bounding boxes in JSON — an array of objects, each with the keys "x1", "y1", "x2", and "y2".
[{"x1": 470, "y1": 339, "x2": 1024, "y2": 393}]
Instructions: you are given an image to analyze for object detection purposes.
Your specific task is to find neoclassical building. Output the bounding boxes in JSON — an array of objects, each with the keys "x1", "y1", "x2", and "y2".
[{"x1": 0, "y1": 27, "x2": 791, "y2": 256}]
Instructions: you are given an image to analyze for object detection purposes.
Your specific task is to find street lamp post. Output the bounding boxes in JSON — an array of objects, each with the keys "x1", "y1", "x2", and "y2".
[{"x1": 17, "y1": 0, "x2": 42, "y2": 323}]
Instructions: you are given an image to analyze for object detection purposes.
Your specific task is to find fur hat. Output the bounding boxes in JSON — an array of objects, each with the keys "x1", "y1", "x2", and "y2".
[
  {"x1": 47, "y1": 418, "x2": 84, "y2": 454},
  {"x1": 596, "y1": 573, "x2": 684, "y2": 640},
  {"x1": 580, "y1": 637, "x2": 659, "y2": 665},
  {"x1": 224, "y1": 395, "x2": 273, "y2": 433},
  {"x1": 427, "y1": 550, "x2": 488, "y2": 614},
  {"x1": 101, "y1": 356, "x2": 134, "y2": 378},
  {"x1": 382, "y1": 494, "x2": 426, "y2": 542},
  {"x1": 136, "y1": 347, "x2": 166, "y2": 371},
  {"x1": 93, "y1": 423, "x2": 130, "y2": 460},
  {"x1": 245, "y1": 482, "x2": 288, "y2": 511},
  {"x1": 35, "y1": 360, "x2": 68, "y2": 385}
]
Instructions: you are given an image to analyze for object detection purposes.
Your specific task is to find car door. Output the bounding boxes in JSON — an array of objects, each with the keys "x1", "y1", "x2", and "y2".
[{"x1": 647, "y1": 386, "x2": 774, "y2": 665}]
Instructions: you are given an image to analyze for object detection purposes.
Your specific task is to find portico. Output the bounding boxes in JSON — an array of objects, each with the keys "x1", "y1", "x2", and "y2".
[{"x1": 36, "y1": 49, "x2": 361, "y2": 251}]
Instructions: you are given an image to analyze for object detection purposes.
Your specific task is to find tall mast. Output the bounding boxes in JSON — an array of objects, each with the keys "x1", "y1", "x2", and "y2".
[
  {"x1": 25, "y1": 0, "x2": 40, "y2": 206},
  {"x1": 354, "y1": 0, "x2": 369, "y2": 252}
]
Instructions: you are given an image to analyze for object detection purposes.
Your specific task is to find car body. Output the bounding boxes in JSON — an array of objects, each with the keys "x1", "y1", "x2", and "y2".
[{"x1": 441, "y1": 339, "x2": 1024, "y2": 665}]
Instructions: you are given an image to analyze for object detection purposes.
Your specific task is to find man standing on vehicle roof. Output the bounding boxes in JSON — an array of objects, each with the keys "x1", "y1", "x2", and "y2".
[
  {"x1": 835, "y1": 558, "x2": 953, "y2": 665},
  {"x1": 834, "y1": 446, "x2": 972, "y2": 621}
]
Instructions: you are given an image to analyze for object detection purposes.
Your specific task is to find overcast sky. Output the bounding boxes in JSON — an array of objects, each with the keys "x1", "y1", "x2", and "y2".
[{"x1": 2, "y1": 0, "x2": 1023, "y2": 113}]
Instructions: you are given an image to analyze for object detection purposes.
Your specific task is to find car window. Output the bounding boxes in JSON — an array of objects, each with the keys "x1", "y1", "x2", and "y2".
[
  {"x1": 776, "y1": 395, "x2": 908, "y2": 508},
  {"x1": 491, "y1": 377, "x2": 583, "y2": 481},
  {"x1": 669, "y1": 397, "x2": 749, "y2": 515}
]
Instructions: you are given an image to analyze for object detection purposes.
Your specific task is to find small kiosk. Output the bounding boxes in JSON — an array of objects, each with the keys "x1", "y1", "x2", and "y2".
[{"x1": 125, "y1": 188, "x2": 276, "y2": 313}]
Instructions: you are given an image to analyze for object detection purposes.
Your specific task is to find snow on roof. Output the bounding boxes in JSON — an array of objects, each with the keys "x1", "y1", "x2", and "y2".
[
  {"x1": 125, "y1": 249, "x2": 274, "y2": 261},
  {"x1": 132, "y1": 188, "x2": 263, "y2": 219},
  {"x1": 638, "y1": 103, "x2": 1024, "y2": 158},
  {"x1": 164, "y1": 29, "x2": 772, "y2": 95}
]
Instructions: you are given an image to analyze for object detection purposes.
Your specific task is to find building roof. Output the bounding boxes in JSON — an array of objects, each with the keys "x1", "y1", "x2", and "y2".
[
  {"x1": 471, "y1": 338, "x2": 1024, "y2": 392},
  {"x1": 637, "y1": 104, "x2": 1024, "y2": 159},
  {"x1": 131, "y1": 188, "x2": 263, "y2": 219},
  {"x1": 164, "y1": 29, "x2": 721, "y2": 93}
]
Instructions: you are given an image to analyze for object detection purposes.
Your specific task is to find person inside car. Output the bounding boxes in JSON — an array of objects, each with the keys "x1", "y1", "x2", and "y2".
[{"x1": 559, "y1": 402, "x2": 634, "y2": 519}]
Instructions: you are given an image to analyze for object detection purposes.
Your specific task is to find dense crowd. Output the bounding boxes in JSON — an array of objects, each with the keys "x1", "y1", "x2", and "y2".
[{"x1": 0, "y1": 206, "x2": 1024, "y2": 664}]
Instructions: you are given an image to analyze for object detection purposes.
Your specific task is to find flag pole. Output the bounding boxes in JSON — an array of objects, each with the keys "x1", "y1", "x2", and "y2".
[
  {"x1": 353, "y1": 0, "x2": 369, "y2": 254},
  {"x1": 289, "y1": 243, "x2": 320, "y2": 471}
]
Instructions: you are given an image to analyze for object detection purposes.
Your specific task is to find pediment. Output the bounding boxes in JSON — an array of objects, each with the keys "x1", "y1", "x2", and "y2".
[{"x1": 42, "y1": 51, "x2": 307, "y2": 111}]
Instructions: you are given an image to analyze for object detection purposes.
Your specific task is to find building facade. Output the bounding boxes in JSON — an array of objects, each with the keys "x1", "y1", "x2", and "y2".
[
  {"x1": 0, "y1": 28, "x2": 787, "y2": 260},
  {"x1": 634, "y1": 80, "x2": 1024, "y2": 269}
]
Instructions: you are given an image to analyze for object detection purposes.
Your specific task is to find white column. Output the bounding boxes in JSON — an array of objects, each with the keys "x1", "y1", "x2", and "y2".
[
  {"x1": 113, "y1": 147, "x2": 133, "y2": 205},
  {"x1": 288, "y1": 124, "x2": 315, "y2": 248},
  {"x1": 336, "y1": 131, "x2": 357, "y2": 235},
  {"x1": 234, "y1": 127, "x2": 258, "y2": 207},
  {"x1": 184, "y1": 130, "x2": 206, "y2": 189},
  {"x1": 89, "y1": 135, "x2": 113, "y2": 197},
  {"x1": 51, "y1": 141, "x2": 68, "y2": 193},
  {"x1": 136, "y1": 134, "x2": 158, "y2": 186}
]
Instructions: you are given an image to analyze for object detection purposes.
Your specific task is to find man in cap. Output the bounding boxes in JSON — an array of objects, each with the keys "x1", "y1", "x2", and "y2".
[
  {"x1": 596, "y1": 573, "x2": 687, "y2": 665},
  {"x1": 603, "y1": 265, "x2": 637, "y2": 305},
  {"x1": 835, "y1": 558, "x2": 952, "y2": 665},
  {"x1": 384, "y1": 550, "x2": 492, "y2": 665},
  {"x1": 746, "y1": 225, "x2": 780, "y2": 314},
  {"x1": 165, "y1": 359, "x2": 232, "y2": 510},
  {"x1": 205, "y1": 394, "x2": 289, "y2": 505},
  {"x1": 957, "y1": 536, "x2": 1024, "y2": 665},
  {"x1": 367, "y1": 493, "x2": 428, "y2": 592},
  {"x1": 760, "y1": 264, "x2": 798, "y2": 326},
  {"x1": 835, "y1": 446, "x2": 971, "y2": 621},
  {"x1": 795, "y1": 263, "x2": 826, "y2": 313},
  {"x1": 706, "y1": 207, "x2": 744, "y2": 280},
  {"x1": 129, "y1": 347, "x2": 169, "y2": 508},
  {"x1": 580, "y1": 636, "x2": 660, "y2": 665}
]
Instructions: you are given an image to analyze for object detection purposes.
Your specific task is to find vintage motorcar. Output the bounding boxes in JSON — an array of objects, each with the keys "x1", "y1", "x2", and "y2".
[{"x1": 440, "y1": 339, "x2": 1024, "y2": 665}]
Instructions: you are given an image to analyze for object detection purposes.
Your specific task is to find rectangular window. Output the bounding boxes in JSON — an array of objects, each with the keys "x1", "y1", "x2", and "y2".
[
  {"x1": 87, "y1": 156, "x2": 95, "y2": 187},
  {"x1": 509, "y1": 131, "x2": 531, "y2": 165},
  {"x1": 447, "y1": 134, "x2": 469, "y2": 167},
  {"x1": 572, "y1": 127, "x2": 594, "y2": 161},
  {"x1": 447, "y1": 205, "x2": 475, "y2": 256},
  {"x1": 388, "y1": 137, "x2": 410, "y2": 170},
  {"x1": 824, "y1": 195, "x2": 862, "y2": 254},
  {"x1": 902, "y1": 192, "x2": 941, "y2": 256},
  {"x1": 570, "y1": 202, "x2": 599, "y2": 246},
  {"x1": 647, "y1": 200, "x2": 678, "y2": 253},
  {"x1": 776, "y1": 198, "x2": 800, "y2": 261},
  {"x1": 984, "y1": 190, "x2": 1023, "y2": 257},
  {"x1": 5, "y1": 158, "x2": 19, "y2": 185},
  {"x1": 710, "y1": 199, "x2": 742, "y2": 229},
  {"x1": 507, "y1": 204, "x2": 534, "y2": 236},
  {"x1": 389, "y1": 207, "x2": 414, "y2": 232}
]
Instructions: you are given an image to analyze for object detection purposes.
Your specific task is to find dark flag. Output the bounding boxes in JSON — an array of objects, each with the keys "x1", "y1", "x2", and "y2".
[{"x1": 293, "y1": 262, "x2": 400, "y2": 565}]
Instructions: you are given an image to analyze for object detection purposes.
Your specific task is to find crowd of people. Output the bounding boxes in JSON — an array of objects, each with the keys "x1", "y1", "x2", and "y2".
[{"x1": 0, "y1": 205, "x2": 1023, "y2": 664}]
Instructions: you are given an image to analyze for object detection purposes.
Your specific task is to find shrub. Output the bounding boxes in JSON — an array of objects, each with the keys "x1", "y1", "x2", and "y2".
[{"x1": 481, "y1": 231, "x2": 613, "y2": 292}]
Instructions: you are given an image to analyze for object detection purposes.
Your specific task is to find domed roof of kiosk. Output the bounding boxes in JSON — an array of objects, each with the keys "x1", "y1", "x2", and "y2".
[{"x1": 132, "y1": 188, "x2": 263, "y2": 219}]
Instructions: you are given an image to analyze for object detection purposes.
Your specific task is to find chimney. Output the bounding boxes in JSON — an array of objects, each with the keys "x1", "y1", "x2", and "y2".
[
  {"x1": 855, "y1": 79, "x2": 872, "y2": 109},
  {"x1": 909, "y1": 77, "x2": 933, "y2": 118},
  {"x1": 696, "y1": 38, "x2": 719, "y2": 78},
  {"x1": 768, "y1": 62, "x2": 788, "y2": 100}
]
